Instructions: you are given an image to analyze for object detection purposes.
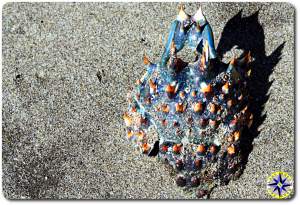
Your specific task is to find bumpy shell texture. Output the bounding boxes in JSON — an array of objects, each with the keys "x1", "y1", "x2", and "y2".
[{"x1": 124, "y1": 5, "x2": 253, "y2": 198}]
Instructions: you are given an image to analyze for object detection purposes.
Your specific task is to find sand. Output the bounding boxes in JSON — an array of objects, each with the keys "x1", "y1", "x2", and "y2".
[{"x1": 2, "y1": 2, "x2": 294, "y2": 199}]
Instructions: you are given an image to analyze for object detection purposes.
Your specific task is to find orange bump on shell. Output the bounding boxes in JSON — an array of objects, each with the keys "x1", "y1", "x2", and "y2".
[
  {"x1": 143, "y1": 55, "x2": 150, "y2": 65},
  {"x1": 136, "y1": 130, "x2": 145, "y2": 141},
  {"x1": 175, "y1": 103, "x2": 185, "y2": 113},
  {"x1": 193, "y1": 102, "x2": 203, "y2": 113},
  {"x1": 161, "y1": 119, "x2": 168, "y2": 126},
  {"x1": 234, "y1": 131, "x2": 240, "y2": 141},
  {"x1": 162, "y1": 104, "x2": 170, "y2": 113},
  {"x1": 197, "y1": 144, "x2": 206, "y2": 153},
  {"x1": 162, "y1": 145, "x2": 168, "y2": 152},
  {"x1": 142, "y1": 143, "x2": 150, "y2": 153},
  {"x1": 149, "y1": 79, "x2": 156, "y2": 90},
  {"x1": 156, "y1": 106, "x2": 161, "y2": 112},
  {"x1": 222, "y1": 82, "x2": 229, "y2": 94},
  {"x1": 127, "y1": 130, "x2": 134, "y2": 139},
  {"x1": 210, "y1": 144, "x2": 217, "y2": 154},
  {"x1": 228, "y1": 135, "x2": 234, "y2": 143},
  {"x1": 209, "y1": 103, "x2": 216, "y2": 113},
  {"x1": 165, "y1": 84, "x2": 175, "y2": 94},
  {"x1": 145, "y1": 97, "x2": 151, "y2": 104},
  {"x1": 194, "y1": 159, "x2": 202, "y2": 168},
  {"x1": 201, "y1": 84, "x2": 212, "y2": 94},
  {"x1": 191, "y1": 90, "x2": 197, "y2": 97},
  {"x1": 138, "y1": 116, "x2": 147, "y2": 126},
  {"x1": 173, "y1": 144, "x2": 181, "y2": 153},
  {"x1": 136, "y1": 79, "x2": 142, "y2": 85},
  {"x1": 123, "y1": 112, "x2": 132, "y2": 127},
  {"x1": 209, "y1": 119, "x2": 218, "y2": 128},
  {"x1": 227, "y1": 145, "x2": 235, "y2": 155},
  {"x1": 131, "y1": 106, "x2": 137, "y2": 112},
  {"x1": 179, "y1": 91, "x2": 185, "y2": 99}
]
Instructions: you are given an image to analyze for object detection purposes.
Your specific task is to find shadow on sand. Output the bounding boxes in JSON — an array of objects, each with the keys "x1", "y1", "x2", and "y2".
[{"x1": 215, "y1": 10, "x2": 285, "y2": 186}]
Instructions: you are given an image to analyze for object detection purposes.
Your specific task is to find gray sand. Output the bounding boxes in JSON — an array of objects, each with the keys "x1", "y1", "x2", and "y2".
[{"x1": 2, "y1": 2, "x2": 294, "y2": 199}]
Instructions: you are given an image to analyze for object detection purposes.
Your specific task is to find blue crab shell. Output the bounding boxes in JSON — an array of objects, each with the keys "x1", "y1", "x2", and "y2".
[{"x1": 124, "y1": 5, "x2": 253, "y2": 198}]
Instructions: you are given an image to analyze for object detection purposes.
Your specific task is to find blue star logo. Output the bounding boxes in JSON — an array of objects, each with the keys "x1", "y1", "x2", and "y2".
[{"x1": 268, "y1": 173, "x2": 291, "y2": 197}]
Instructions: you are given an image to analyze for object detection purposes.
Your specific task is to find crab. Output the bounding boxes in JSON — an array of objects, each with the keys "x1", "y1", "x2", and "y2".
[{"x1": 124, "y1": 5, "x2": 253, "y2": 198}]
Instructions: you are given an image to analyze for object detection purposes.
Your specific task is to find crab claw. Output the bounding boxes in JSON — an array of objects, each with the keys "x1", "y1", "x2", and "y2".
[
  {"x1": 193, "y1": 5, "x2": 206, "y2": 23},
  {"x1": 143, "y1": 55, "x2": 151, "y2": 65},
  {"x1": 177, "y1": 4, "x2": 189, "y2": 22}
]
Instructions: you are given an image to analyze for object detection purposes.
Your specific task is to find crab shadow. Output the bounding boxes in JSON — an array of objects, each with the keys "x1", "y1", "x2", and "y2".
[{"x1": 216, "y1": 10, "x2": 285, "y2": 184}]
